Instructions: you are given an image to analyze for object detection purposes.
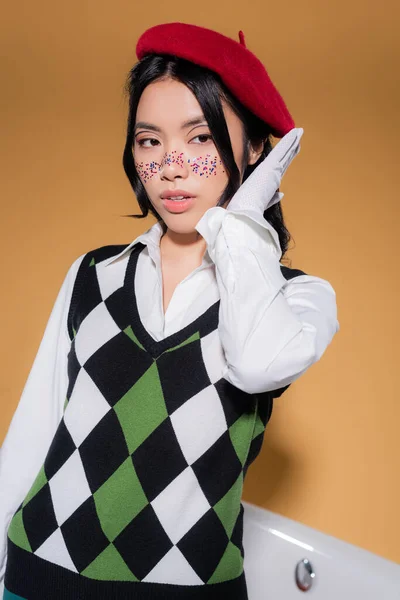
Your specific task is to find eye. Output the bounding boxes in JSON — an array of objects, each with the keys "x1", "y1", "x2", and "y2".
[
  {"x1": 136, "y1": 134, "x2": 213, "y2": 148},
  {"x1": 191, "y1": 134, "x2": 213, "y2": 144},
  {"x1": 136, "y1": 138, "x2": 160, "y2": 148}
]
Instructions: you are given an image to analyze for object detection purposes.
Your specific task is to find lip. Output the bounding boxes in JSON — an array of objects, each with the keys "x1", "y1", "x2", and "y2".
[
  {"x1": 160, "y1": 189, "x2": 196, "y2": 199},
  {"x1": 161, "y1": 196, "x2": 195, "y2": 213}
]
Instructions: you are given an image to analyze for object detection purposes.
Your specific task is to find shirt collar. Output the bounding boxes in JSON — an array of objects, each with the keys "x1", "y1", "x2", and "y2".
[
  {"x1": 103, "y1": 220, "x2": 214, "y2": 268},
  {"x1": 103, "y1": 221, "x2": 164, "y2": 267}
]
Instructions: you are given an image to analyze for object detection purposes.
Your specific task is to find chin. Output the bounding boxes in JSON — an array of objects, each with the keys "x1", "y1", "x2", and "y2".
[{"x1": 163, "y1": 218, "x2": 200, "y2": 234}]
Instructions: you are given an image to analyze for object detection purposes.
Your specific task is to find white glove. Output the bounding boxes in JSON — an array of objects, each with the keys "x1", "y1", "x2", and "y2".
[{"x1": 226, "y1": 127, "x2": 304, "y2": 215}]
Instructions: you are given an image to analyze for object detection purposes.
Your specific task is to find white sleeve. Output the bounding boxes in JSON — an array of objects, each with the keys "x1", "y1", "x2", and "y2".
[
  {"x1": 0, "y1": 253, "x2": 85, "y2": 595},
  {"x1": 195, "y1": 207, "x2": 340, "y2": 395}
]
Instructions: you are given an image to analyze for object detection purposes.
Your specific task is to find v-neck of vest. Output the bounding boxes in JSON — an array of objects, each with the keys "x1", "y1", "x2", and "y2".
[{"x1": 124, "y1": 242, "x2": 220, "y2": 359}]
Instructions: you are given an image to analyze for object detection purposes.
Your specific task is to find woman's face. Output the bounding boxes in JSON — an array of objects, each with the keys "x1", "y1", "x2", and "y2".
[{"x1": 133, "y1": 77, "x2": 258, "y2": 235}]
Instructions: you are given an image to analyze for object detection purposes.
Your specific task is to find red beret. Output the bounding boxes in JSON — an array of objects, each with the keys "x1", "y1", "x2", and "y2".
[{"x1": 136, "y1": 22, "x2": 295, "y2": 138}]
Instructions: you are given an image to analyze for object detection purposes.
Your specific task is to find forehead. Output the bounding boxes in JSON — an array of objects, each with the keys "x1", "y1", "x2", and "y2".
[
  {"x1": 135, "y1": 77, "x2": 238, "y2": 131},
  {"x1": 136, "y1": 79, "x2": 201, "y2": 120}
]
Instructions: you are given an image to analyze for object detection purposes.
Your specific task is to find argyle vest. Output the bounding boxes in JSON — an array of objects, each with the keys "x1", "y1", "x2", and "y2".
[{"x1": 5, "y1": 242, "x2": 300, "y2": 599}]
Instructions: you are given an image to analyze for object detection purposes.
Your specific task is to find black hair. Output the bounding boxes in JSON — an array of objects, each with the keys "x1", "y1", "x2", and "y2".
[{"x1": 121, "y1": 54, "x2": 294, "y2": 264}]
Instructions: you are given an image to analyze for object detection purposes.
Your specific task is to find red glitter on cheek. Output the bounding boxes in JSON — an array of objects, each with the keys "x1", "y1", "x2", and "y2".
[
  {"x1": 134, "y1": 152, "x2": 225, "y2": 182},
  {"x1": 188, "y1": 154, "x2": 224, "y2": 178}
]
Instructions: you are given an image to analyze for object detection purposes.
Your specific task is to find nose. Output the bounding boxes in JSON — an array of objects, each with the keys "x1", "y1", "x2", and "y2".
[{"x1": 159, "y1": 150, "x2": 189, "y2": 180}]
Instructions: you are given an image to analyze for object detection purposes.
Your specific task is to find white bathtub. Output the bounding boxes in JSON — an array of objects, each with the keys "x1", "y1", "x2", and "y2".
[{"x1": 242, "y1": 501, "x2": 400, "y2": 599}]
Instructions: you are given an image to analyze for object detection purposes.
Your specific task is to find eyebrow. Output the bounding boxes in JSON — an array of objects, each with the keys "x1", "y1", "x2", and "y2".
[{"x1": 134, "y1": 116, "x2": 207, "y2": 135}]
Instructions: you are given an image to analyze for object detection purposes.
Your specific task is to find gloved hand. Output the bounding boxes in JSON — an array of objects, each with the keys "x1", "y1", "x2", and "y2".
[{"x1": 226, "y1": 127, "x2": 304, "y2": 215}]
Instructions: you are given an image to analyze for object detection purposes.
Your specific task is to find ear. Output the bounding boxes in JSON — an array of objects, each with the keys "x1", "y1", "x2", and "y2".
[{"x1": 247, "y1": 139, "x2": 265, "y2": 166}]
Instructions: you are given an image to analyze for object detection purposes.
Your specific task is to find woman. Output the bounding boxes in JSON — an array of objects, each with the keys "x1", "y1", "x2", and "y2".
[{"x1": 0, "y1": 22, "x2": 339, "y2": 600}]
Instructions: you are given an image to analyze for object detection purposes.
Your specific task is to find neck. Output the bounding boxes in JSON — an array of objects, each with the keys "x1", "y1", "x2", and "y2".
[{"x1": 160, "y1": 227, "x2": 207, "y2": 259}]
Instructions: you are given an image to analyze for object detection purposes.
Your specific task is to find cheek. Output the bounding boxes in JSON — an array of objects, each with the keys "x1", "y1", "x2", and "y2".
[
  {"x1": 134, "y1": 152, "x2": 225, "y2": 184},
  {"x1": 189, "y1": 154, "x2": 225, "y2": 178},
  {"x1": 135, "y1": 160, "x2": 159, "y2": 184}
]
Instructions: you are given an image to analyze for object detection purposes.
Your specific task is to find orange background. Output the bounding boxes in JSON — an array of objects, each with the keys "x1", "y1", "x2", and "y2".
[{"x1": 1, "y1": 1, "x2": 399, "y2": 564}]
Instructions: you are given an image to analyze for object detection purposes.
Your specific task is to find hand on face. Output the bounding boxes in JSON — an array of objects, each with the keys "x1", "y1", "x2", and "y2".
[{"x1": 226, "y1": 127, "x2": 304, "y2": 215}]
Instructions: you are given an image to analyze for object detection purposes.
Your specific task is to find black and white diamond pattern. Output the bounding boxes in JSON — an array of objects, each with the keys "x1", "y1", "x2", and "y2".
[{"x1": 7, "y1": 244, "x2": 263, "y2": 587}]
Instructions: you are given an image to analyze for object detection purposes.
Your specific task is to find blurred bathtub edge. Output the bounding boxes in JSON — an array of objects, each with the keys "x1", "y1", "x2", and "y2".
[{"x1": 242, "y1": 500, "x2": 400, "y2": 599}]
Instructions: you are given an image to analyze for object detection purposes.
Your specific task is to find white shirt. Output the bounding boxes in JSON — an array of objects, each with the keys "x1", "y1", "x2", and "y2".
[{"x1": 0, "y1": 205, "x2": 339, "y2": 593}]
